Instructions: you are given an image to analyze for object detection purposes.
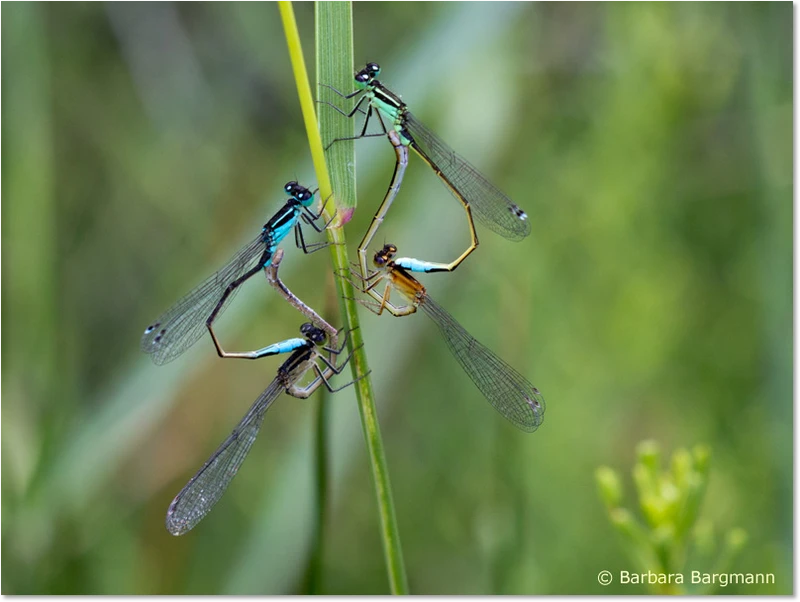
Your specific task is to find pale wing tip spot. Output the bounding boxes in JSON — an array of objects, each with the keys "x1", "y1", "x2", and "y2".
[
  {"x1": 165, "y1": 517, "x2": 188, "y2": 536},
  {"x1": 523, "y1": 388, "x2": 546, "y2": 431},
  {"x1": 166, "y1": 497, "x2": 191, "y2": 536},
  {"x1": 509, "y1": 205, "x2": 528, "y2": 221},
  {"x1": 165, "y1": 518, "x2": 181, "y2": 535}
]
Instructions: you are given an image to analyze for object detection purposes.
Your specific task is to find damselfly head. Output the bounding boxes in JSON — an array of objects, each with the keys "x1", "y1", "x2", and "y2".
[
  {"x1": 300, "y1": 322, "x2": 327, "y2": 345},
  {"x1": 373, "y1": 243, "x2": 397, "y2": 267},
  {"x1": 355, "y1": 62, "x2": 381, "y2": 88},
  {"x1": 295, "y1": 187, "x2": 314, "y2": 206},
  {"x1": 284, "y1": 181, "x2": 314, "y2": 206}
]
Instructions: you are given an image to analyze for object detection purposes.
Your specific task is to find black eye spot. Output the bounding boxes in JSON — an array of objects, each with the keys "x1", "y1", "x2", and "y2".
[{"x1": 145, "y1": 322, "x2": 160, "y2": 334}]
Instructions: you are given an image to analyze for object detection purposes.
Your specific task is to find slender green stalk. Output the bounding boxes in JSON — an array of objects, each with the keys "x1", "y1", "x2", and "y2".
[{"x1": 278, "y1": 1, "x2": 408, "y2": 594}]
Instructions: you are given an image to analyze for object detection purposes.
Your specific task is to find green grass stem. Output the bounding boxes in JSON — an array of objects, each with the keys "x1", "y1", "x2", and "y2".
[{"x1": 278, "y1": 1, "x2": 408, "y2": 593}]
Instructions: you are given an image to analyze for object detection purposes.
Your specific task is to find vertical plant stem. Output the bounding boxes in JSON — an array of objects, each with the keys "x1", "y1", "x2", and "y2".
[{"x1": 278, "y1": 1, "x2": 408, "y2": 594}]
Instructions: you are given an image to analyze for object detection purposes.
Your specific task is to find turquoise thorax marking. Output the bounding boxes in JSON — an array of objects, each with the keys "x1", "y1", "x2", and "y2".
[
  {"x1": 367, "y1": 82, "x2": 415, "y2": 146},
  {"x1": 370, "y1": 84, "x2": 404, "y2": 118},
  {"x1": 259, "y1": 190, "x2": 316, "y2": 267},
  {"x1": 267, "y1": 205, "x2": 300, "y2": 242}
]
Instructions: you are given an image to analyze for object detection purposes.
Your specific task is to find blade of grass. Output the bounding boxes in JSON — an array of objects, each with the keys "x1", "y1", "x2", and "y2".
[
  {"x1": 278, "y1": 1, "x2": 408, "y2": 594},
  {"x1": 315, "y1": 2, "x2": 357, "y2": 219}
]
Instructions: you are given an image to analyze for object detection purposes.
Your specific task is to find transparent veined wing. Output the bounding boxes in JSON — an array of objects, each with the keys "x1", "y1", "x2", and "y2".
[
  {"x1": 141, "y1": 235, "x2": 267, "y2": 365},
  {"x1": 165, "y1": 379, "x2": 284, "y2": 536},
  {"x1": 419, "y1": 294, "x2": 545, "y2": 431},
  {"x1": 405, "y1": 111, "x2": 531, "y2": 241}
]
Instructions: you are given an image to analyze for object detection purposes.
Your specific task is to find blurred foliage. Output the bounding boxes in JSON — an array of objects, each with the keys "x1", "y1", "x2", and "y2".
[
  {"x1": 596, "y1": 440, "x2": 747, "y2": 594},
  {"x1": 1, "y1": 2, "x2": 791, "y2": 595}
]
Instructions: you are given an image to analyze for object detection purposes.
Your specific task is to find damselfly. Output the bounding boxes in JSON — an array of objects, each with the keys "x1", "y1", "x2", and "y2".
[
  {"x1": 323, "y1": 62, "x2": 530, "y2": 277},
  {"x1": 165, "y1": 322, "x2": 359, "y2": 536},
  {"x1": 141, "y1": 181, "x2": 334, "y2": 365},
  {"x1": 351, "y1": 243, "x2": 545, "y2": 432}
]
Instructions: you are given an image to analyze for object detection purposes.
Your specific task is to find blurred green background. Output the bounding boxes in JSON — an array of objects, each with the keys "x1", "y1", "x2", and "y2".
[{"x1": 1, "y1": 2, "x2": 791, "y2": 594}]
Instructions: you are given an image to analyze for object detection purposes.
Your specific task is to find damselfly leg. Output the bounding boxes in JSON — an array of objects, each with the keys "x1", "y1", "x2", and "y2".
[{"x1": 209, "y1": 248, "x2": 341, "y2": 357}]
